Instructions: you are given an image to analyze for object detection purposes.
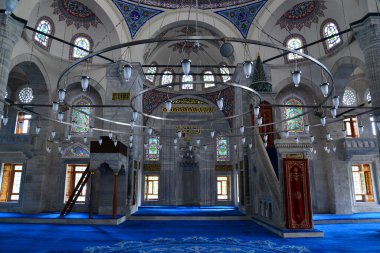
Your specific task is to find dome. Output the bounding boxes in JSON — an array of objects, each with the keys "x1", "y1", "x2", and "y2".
[{"x1": 127, "y1": 0, "x2": 254, "y2": 9}]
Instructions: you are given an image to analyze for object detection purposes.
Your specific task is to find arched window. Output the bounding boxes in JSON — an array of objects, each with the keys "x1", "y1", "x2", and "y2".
[
  {"x1": 71, "y1": 97, "x2": 92, "y2": 134},
  {"x1": 321, "y1": 20, "x2": 342, "y2": 50},
  {"x1": 203, "y1": 71, "x2": 215, "y2": 88},
  {"x1": 285, "y1": 35, "x2": 305, "y2": 61},
  {"x1": 146, "y1": 64, "x2": 157, "y2": 83},
  {"x1": 181, "y1": 75, "x2": 194, "y2": 90},
  {"x1": 342, "y1": 88, "x2": 357, "y2": 106},
  {"x1": 161, "y1": 70, "x2": 173, "y2": 86},
  {"x1": 146, "y1": 136, "x2": 160, "y2": 161},
  {"x1": 219, "y1": 66, "x2": 231, "y2": 83},
  {"x1": 283, "y1": 97, "x2": 305, "y2": 134},
  {"x1": 216, "y1": 136, "x2": 229, "y2": 162},
  {"x1": 34, "y1": 17, "x2": 54, "y2": 49},
  {"x1": 70, "y1": 34, "x2": 93, "y2": 60}
]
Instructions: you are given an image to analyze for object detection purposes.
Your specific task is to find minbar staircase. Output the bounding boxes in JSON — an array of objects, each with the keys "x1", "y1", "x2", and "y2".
[{"x1": 60, "y1": 165, "x2": 91, "y2": 217}]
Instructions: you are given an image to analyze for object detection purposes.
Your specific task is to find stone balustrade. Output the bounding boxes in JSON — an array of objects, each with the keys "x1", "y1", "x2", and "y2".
[{"x1": 339, "y1": 138, "x2": 378, "y2": 158}]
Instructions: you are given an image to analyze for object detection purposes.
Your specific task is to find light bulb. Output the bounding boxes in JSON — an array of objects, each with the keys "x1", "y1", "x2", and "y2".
[
  {"x1": 234, "y1": 144, "x2": 237, "y2": 150},
  {"x1": 296, "y1": 137, "x2": 299, "y2": 144},
  {"x1": 46, "y1": 147, "x2": 51, "y2": 153},
  {"x1": 333, "y1": 146, "x2": 337, "y2": 152},
  {"x1": 58, "y1": 112, "x2": 64, "y2": 121},
  {"x1": 292, "y1": 70, "x2": 302, "y2": 87},
  {"x1": 332, "y1": 96, "x2": 340, "y2": 108},
  {"x1": 320, "y1": 82, "x2": 329, "y2": 97},
  {"x1": 263, "y1": 134, "x2": 268, "y2": 142},
  {"x1": 285, "y1": 131, "x2": 289, "y2": 138},
  {"x1": 174, "y1": 145, "x2": 177, "y2": 150},
  {"x1": 253, "y1": 106, "x2": 260, "y2": 117},
  {"x1": 240, "y1": 125, "x2": 245, "y2": 135},
  {"x1": 217, "y1": 98, "x2": 224, "y2": 111},
  {"x1": 5, "y1": 0, "x2": 18, "y2": 15},
  {"x1": 51, "y1": 131, "x2": 56, "y2": 138},
  {"x1": 108, "y1": 132, "x2": 113, "y2": 139},
  {"x1": 203, "y1": 145, "x2": 207, "y2": 151},
  {"x1": 67, "y1": 134, "x2": 71, "y2": 141},
  {"x1": 243, "y1": 61, "x2": 253, "y2": 78},
  {"x1": 99, "y1": 137, "x2": 103, "y2": 145},
  {"x1": 132, "y1": 110, "x2": 138, "y2": 122},
  {"x1": 2, "y1": 115, "x2": 8, "y2": 126},
  {"x1": 181, "y1": 59, "x2": 191, "y2": 75},
  {"x1": 310, "y1": 135, "x2": 315, "y2": 143},
  {"x1": 148, "y1": 127, "x2": 153, "y2": 135},
  {"x1": 305, "y1": 124, "x2": 310, "y2": 134},
  {"x1": 331, "y1": 107, "x2": 337, "y2": 118},
  {"x1": 89, "y1": 126, "x2": 93, "y2": 134},
  {"x1": 81, "y1": 76, "x2": 89, "y2": 92},
  {"x1": 129, "y1": 135, "x2": 133, "y2": 142},
  {"x1": 83, "y1": 136, "x2": 87, "y2": 143},
  {"x1": 174, "y1": 138, "x2": 178, "y2": 144},
  {"x1": 58, "y1": 146, "x2": 62, "y2": 152},
  {"x1": 129, "y1": 143, "x2": 133, "y2": 148},
  {"x1": 130, "y1": 120, "x2": 135, "y2": 129},
  {"x1": 359, "y1": 125, "x2": 364, "y2": 134},
  {"x1": 144, "y1": 143, "x2": 148, "y2": 149},
  {"x1": 242, "y1": 137, "x2": 246, "y2": 144},
  {"x1": 123, "y1": 64, "x2": 133, "y2": 81},
  {"x1": 196, "y1": 139, "x2": 200, "y2": 145},
  {"x1": 177, "y1": 131, "x2": 182, "y2": 138},
  {"x1": 257, "y1": 116, "x2": 263, "y2": 125},
  {"x1": 320, "y1": 116, "x2": 326, "y2": 126},
  {"x1": 114, "y1": 140, "x2": 118, "y2": 147},
  {"x1": 189, "y1": 145, "x2": 193, "y2": 151},
  {"x1": 58, "y1": 89, "x2": 66, "y2": 102},
  {"x1": 52, "y1": 101, "x2": 59, "y2": 113},
  {"x1": 210, "y1": 130, "x2": 215, "y2": 138},
  {"x1": 165, "y1": 99, "x2": 172, "y2": 112},
  {"x1": 35, "y1": 126, "x2": 41, "y2": 135},
  {"x1": 326, "y1": 132, "x2": 331, "y2": 140},
  {"x1": 249, "y1": 143, "x2": 253, "y2": 149}
]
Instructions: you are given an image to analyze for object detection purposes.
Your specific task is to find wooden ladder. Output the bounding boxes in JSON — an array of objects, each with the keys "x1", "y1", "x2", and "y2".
[{"x1": 60, "y1": 165, "x2": 91, "y2": 217}]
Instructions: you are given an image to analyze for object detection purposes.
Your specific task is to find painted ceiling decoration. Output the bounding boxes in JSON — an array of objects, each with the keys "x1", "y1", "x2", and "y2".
[
  {"x1": 127, "y1": 0, "x2": 256, "y2": 9},
  {"x1": 51, "y1": 0, "x2": 102, "y2": 29},
  {"x1": 215, "y1": 0, "x2": 267, "y2": 39},
  {"x1": 112, "y1": 0, "x2": 163, "y2": 39},
  {"x1": 62, "y1": 143, "x2": 90, "y2": 158},
  {"x1": 276, "y1": 0, "x2": 327, "y2": 31}
]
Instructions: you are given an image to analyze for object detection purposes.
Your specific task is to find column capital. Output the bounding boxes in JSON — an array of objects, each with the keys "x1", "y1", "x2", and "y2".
[
  {"x1": 351, "y1": 14, "x2": 380, "y2": 51},
  {"x1": 0, "y1": 13, "x2": 25, "y2": 44}
]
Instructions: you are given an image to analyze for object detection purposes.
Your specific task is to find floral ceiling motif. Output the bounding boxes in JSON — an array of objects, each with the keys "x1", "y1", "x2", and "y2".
[
  {"x1": 276, "y1": 0, "x2": 327, "y2": 31},
  {"x1": 215, "y1": 0, "x2": 267, "y2": 38},
  {"x1": 127, "y1": 0, "x2": 256, "y2": 9},
  {"x1": 112, "y1": 0, "x2": 163, "y2": 39},
  {"x1": 51, "y1": 0, "x2": 102, "y2": 29}
]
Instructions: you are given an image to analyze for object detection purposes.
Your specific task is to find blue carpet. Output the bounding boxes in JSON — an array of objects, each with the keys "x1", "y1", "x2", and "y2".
[
  {"x1": 133, "y1": 206, "x2": 245, "y2": 216},
  {"x1": 314, "y1": 212, "x2": 380, "y2": 221},
  {"x1": 0, "y1": 212, "x2": 123, "y2": 219},
  {"x1": 0, "y1": 220, "x2": 379, "y2": 252}
]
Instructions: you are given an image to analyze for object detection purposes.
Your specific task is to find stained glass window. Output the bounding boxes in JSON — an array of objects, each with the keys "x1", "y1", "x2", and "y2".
[
  {"x1": 284, "y1": 98, "x2": 305, "y2": 133},
  {"x1": 220, "y1": 66, "x2": 231, "y2": 82},
  {"x1": 204, "y1": 71, "x2": 215, "y2": 88},
  {"x1": 18, "y1": 87, "x2": 34, "y2": 103},
  {"x1": 146, "y1": 65, "x2": 157, "y2": 83},
  {"x1": 323, "y1": 22, "x2": 341, "y2": 49},
  {"x1": 216, "y1": 137, "x2": 229, "y2": 162},
  {"x1": 73, "y1": 37, "x2": 91, "y2": 59},
  {"x1": 286, "y1": 37, "x2": 304, "y2": 61},
  {"x1": 71, "y1": 97, "x2": 92, "y2": 134},
  {"x1": 343, "y1": 89, "x2": 357, "y2": 106},
  {"x1": 182, "y1": 75, "x2": 194, "y2": 90},
  {"x1": 146, "y1": 136, "x2": 160, "y2": 161},
  {"x1": 161, "y1": 70, "x2": 173, "y2": 86},
  {"x1": 34, "y1": 19, "x2": 52, "y2": 47}
]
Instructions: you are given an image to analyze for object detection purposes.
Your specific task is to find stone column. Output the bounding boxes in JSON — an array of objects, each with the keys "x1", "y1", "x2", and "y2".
[
  {"x1": 352, "y1": 15, "x2": 380, "y2": 154},
  {"x1": 0, "y1": 14, "x2": 24, "y2": 116}
]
